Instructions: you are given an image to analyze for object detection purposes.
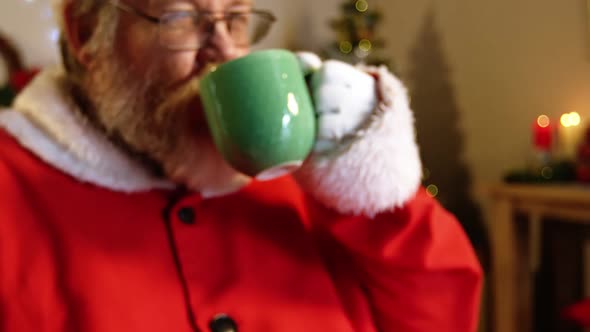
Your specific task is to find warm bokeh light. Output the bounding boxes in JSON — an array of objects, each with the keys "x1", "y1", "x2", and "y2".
[
  {"x1": 537, "y1": 115, "x2": 550, "y2": 128},
  {"x1": 561, "y1": 112, "x2": 581, "y2": 128},
  {"x1": 561, "y1": 114, "x2": 570, "y2": 127},
  {"x1": 423, "y1": 168, "x2": 431, "y2": 180},
  {"x1": 359, "y1": 39, "x2": 372, "y2": 52},
  {"x1": 339, "y1": 41, "x2": 353, "y2": 54},
  {"x1": 570, "y1": 112, "x2": 581, "y2": 126},
  {"x1": 355, "y1": 0, "x2": 369, "y2": 12},
  {"x1": 426, "y1": 184, "x2": 439, "y2": 198},
  {"x1": 541, "y1": 166, "x2": 553, "y2": 180}
]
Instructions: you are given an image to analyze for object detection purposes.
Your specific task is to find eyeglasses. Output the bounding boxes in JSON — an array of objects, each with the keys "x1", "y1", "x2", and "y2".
[{"x1": 110, "y1": 1, "x2": 276, "y2": 51}]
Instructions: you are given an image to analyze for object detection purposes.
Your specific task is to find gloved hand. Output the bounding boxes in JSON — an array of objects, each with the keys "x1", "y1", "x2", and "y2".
[
  {"x1": 296, "y1": 52, "x2": 378, "y2": 153},
  {"x1": 294, "y1": 52, "x2": 422, "y2": 217}
]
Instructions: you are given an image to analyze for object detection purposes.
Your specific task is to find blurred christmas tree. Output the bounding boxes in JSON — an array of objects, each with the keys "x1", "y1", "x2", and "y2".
[{"x1": 326, "y1": 0, "x2": 392, "y2": 69}]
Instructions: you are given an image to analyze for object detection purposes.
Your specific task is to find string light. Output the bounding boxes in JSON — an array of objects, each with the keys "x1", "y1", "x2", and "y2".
[
  {"x1": 541, "y1": 166, "x2": 553, "y2": 180},
  {"x1": 339, "y1": 41, "x2": 353, "y2": 54},
  {"x1": 426, "y1": 184, "x2": 439, "y2": 198},
  {"x1": 359, "y1": 39, "x2": 372, "y2": 52},
  {"x1": 423, "y1": 168, "x2": 431, "y2": 180},
  {"x1": 355, "y1": 0, "x2": 369, "y2": 12}
]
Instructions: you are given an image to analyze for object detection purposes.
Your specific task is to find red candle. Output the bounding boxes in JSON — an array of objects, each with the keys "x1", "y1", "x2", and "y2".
[{"x1": 533, "y1": 115, "x2": 552, "y2": 151}]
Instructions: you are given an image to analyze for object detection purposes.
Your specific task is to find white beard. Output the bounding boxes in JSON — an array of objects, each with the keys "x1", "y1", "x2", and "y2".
[{"x1": 80, "y1": 50, "x2": 250, "y2": 197}]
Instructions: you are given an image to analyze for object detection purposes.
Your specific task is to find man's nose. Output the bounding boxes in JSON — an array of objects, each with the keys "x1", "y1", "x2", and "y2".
[{"x1": 197, "y1": 20, "x2": 243, "y2": 65}]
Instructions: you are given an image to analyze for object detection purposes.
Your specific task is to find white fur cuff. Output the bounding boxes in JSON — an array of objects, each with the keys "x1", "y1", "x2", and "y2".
[{"x1": 295, "y1": 66, "x2": 422, "y2": 217}]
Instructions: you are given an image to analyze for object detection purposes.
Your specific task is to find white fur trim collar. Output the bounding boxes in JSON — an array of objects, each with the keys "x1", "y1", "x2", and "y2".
[
  {"x1": 0, "y1": 66, "x2": 175, "y2": 192},
  {"x1": 295, "y1": 66, "x2": 422, "y2": 217}
]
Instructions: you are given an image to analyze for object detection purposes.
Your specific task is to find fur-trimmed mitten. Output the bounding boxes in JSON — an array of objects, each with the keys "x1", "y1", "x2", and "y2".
[{"x1": 294, "y1": 52, "x2": 423, "y2": 217}]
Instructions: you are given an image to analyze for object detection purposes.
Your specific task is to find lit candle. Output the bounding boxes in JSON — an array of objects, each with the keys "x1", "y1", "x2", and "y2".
[
  {"x1": 533, "y1": 115, "x2": 553, "y2": 151},
  {"x1": 557, "y1": 112, "x2": 584, "y2": 160}
]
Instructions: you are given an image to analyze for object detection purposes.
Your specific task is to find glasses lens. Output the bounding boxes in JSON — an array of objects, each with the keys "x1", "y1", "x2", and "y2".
[
  {"x1": 231, "y1": 11, "x2": 274, "y2": 46},
  {"x1": 159, "y1": 10, "x2": 275, "y2": 50},
  {"x1": 159, "y1": 12, "x2": 200, "y2": 50}
]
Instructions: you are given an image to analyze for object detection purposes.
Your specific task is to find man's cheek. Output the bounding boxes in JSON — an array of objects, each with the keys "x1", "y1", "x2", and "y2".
[{"x1": 157, "y1": 52, "x2": 200, "y2": 84}]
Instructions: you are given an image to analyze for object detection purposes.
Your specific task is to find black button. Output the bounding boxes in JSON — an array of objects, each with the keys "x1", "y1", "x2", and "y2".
[
  {"x1": 177, "y1": 207, "x2": 196, "y2": 225},
  {"x1": 209, "y1": 314, "x2": 237, "y2": 332}
]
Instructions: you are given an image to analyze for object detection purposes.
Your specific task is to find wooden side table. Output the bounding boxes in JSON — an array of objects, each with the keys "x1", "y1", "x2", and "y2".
[{"x1": 488, "y1": 184, "x2": 590, "y2": 332}]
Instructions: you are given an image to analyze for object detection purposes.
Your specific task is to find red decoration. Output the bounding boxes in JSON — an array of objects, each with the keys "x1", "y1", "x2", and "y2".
[
  {"x1": 533, "y1": 116, "x2": 553, "y2": 151},
  {"x1": 576, "y1": 126, "x2": 590, "y2": 183},
  {"x1": 563, "y1": 298, "x2": 590, "y2": 327},
  {"x1": 579, "y1": 141, "x2": 590, "y2": 161}
]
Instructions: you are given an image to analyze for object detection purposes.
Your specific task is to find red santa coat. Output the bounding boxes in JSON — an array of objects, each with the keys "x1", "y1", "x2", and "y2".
[{"x1": 0, "y1": 66, "x2": 482, "y2": 332}]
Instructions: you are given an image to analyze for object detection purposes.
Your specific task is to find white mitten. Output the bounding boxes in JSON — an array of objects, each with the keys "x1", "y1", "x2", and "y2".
[
  {"x1": 296, "y1": 53, "x2": 378, "y2": 153},
  {"x1": 294, "y1": 52, "x2": 422, "y2": 217}
]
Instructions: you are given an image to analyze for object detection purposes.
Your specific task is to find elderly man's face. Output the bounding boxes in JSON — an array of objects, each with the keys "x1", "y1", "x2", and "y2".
[
  {"x1": 115, "y1": 0, "x2": 251, "y2": 87},
  {"x1": 77, "y1": 0, "x2": 256, "y2": 190}
]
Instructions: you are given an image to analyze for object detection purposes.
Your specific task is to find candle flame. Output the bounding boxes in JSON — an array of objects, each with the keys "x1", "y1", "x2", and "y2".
[
  {"x1": 570, "y1": 112, "x2": 581, "y2": 126},
  {"x1": 560, "y1": 112, "x2": 581, "y2": 128},
  {"x1": 537, "y1": 115, "x2": 550, "y2": 128}
]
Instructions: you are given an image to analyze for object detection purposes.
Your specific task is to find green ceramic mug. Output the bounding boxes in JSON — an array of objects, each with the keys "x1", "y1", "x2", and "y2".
[{"x1": 200, "y1": 49, "x2": 317, "y2": 180}]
